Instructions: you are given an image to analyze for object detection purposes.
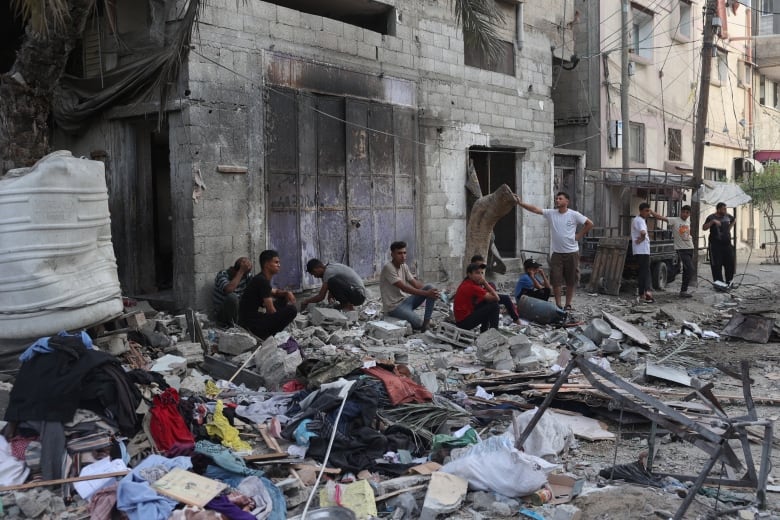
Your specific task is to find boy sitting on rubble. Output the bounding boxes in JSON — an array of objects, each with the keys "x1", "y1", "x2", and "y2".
[
  {"x1": 514, "y1": 258, "x2": 552, "y2": 302},
  {"x1": 453, "y1": 262, "x2": 500, "y2": 332}
]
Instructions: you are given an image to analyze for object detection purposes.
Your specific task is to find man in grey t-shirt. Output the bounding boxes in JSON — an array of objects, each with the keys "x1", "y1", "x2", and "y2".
[
  {"x1": 515, "y1": 192, "x2": 593, "y2": 311},
  {"x1": 651, "y1": 205, "x2": 696, "y2": 297},
  {"x1": 301, "y1": 259, "x2": 366, "y2": 311}
]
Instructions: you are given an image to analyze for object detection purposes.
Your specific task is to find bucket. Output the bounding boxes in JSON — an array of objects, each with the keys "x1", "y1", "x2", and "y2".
[
  {"x1": 305, "y1": 507, "x2": 358, "y2": 520},
  {"x1": 0, "y1": 151, "x2": 123, "y2": 339},
  {"x1": 516, "y1": 295, "x2": 565, "y2": 325},
  {"x1": 583, "y1": 318, "x2": 612, "y2": 346}
]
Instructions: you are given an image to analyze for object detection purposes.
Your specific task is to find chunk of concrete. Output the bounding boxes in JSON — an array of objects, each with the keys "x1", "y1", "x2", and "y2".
[
  {"x1": 419, "y1": 372, "x2": 440, "y2": 394},
  {"x1": 309, "y1": 307, "x2": 348, "y2": 327},
  {"x1": 171, "y1": 341, "x2": 205, "y2": 365},
  {"x1": 217, "y1": 330, "x2": 257, "y2": 356},
  {"x1": 253, "y1": 336, "x2": 302, "y2": 390},
  {"x1": 552, "y1": 504, "x2": 583, "y2": 520},
  {"x1": 419, "y1": 472, "x2": 468, "y2": 520},
  {"x1": 366, "y1": 320, "x2": 407, "y2": 341}
]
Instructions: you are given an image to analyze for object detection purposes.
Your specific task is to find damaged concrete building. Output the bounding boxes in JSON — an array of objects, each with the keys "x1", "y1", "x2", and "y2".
[{"x1": 43, "y1": 0, "x2": 576, "y2": 311}]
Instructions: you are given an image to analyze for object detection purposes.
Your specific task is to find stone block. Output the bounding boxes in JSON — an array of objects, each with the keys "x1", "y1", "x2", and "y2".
[
  {"x1": 95, "y1": 333, "x2": 129, "y2": 356},
  {"x1": 429, "y1": 321, "x2": 479, "y2": 348},
  {"x1": 419, "y1": 472, "x2": 468, "y2": 520},
  {"x1": 366, "y1": 320, "x2": 407, "y2": 341},
  {"x1": 552, "y1": 504, "x2": 583, "y2": 520},
  {"x1": 172, "y1": 341, "x2": 205, "y2": 365},
  {"x1": 217, "y1": 330, "x2": 257, "y2": 356},
  {"x1": 419, "y1": 372, "x2": 439, "y2": 393},
  {"x1": 309, "y1": 307, "x2": 348, "y2": 327},
  {"x1": 475, "y1": 328, "x2": 508, "y2": 349}
]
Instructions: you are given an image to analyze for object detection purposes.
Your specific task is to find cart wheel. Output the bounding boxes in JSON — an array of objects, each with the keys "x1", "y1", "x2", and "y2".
[{"x1": 652, "y1": 261, "x2": 668, "y2": 290}]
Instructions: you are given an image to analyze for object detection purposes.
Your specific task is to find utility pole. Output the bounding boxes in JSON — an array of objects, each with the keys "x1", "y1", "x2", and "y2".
[
  {"x1": 621, "y1": 0, "x2": 631, "y2": 233},
  {"x1": 691, "y1": 0, "x2": 717, "y2": 266}
]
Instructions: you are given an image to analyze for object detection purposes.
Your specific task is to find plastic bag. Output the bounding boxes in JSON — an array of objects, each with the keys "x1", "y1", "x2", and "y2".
[
  {"x1": 511, "y1": 408, "x2": 574, "y2": 461},
  {"x1": 441, "y1": 435, "x2": 557, "y2": 497}
]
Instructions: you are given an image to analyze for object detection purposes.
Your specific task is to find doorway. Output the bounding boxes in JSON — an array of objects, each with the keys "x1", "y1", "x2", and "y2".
[{"x1": 469, "y1": 147, "x2": 518, "y2": 257}]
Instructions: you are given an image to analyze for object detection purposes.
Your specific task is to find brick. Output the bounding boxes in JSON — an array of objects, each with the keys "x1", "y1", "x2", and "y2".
[
  {"x1": 366, "y1": 320, "x2": 407, "y2": 340},
  {"x1": 218, "y1": 330, "x2": 258, "y2": 355}
]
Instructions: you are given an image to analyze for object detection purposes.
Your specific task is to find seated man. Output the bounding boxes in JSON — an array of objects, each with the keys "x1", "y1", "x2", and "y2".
[
  {"x1": 514, "y1": 258, "x2": 552, "y2": 302},
  {"x1": 212, "y1": 257, "x2": 253, "y2": 326},
  {"x1": 471, "y1": 254, "x2": 520, "y2": 324},
  {"x1": 301, "y1": 259, "x2": 366, "y2": 311},
  {"x1": 238, "y1": 250, "x2": 297, "y2": 339},
  {"x1": 380, "y1": 241, "x2": 440, "y2": 332},
  {"x1": 453, "y1": 262, "x2": 500, "y2": 332}
]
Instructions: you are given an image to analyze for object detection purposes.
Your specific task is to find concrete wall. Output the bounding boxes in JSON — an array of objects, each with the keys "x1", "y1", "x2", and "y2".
[{"x1": 55, "y1": 0, "x2": 570, "y2": 310}]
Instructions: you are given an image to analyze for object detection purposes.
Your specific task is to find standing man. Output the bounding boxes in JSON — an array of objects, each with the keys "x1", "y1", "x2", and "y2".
[
  {"x1": 651, "y1": 205, "x2": 696, "y2": 298},
  {"x1": 212, "y1": 257, "x2": 253, "y2": 326},
  {"x1": 301, "y1": 259, "x2": 366, "y2": 311},
  {"x1": 703, "y1": 202, "x2": 736, "y2": 285},
  {"x1": 238, "y1": 250, "x2": 297, "y2": 339},
  {"x1": 453, "y1": 262, "x2": 500, "y2": 332},
  {"x1": 380, "y1": 241, "x2": 440, "y2": 332},
  {"x1": 514, "y1": 192, "x2": 593, "y2": 311},
  {"x1": 632, "y1": 203, "x2": 654, "y2": 303}
]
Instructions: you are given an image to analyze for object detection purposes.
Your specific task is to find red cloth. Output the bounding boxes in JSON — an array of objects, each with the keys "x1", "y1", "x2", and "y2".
[
  {"x1": 149, "y1": 388, "x2": 194, "y2": 451},
  {"x1": 453, "y1": 278, "x2": 488, "y2": 322},
  {"x1": 363, "y1": 367, "x2": 432, "y2": 405}
]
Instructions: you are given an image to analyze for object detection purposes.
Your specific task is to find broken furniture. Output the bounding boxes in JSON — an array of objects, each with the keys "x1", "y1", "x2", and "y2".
[{"x1": 517, "y1": 355, "x2": 772, "y2": 520}]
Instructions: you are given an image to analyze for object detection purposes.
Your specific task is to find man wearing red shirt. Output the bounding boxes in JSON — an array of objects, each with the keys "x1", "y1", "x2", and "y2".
[{"x1": 453, "y1": 262, "x2": 500, "y2": 332}]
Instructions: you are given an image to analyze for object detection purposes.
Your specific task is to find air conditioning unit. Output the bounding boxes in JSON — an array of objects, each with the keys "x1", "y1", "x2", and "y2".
[{"x1": 609, "y1": 120, "x2": 623, "y2": 149}]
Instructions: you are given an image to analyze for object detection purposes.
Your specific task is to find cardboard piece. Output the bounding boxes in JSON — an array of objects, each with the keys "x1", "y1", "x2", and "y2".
[
  {"x1": 152, "y1": 468, "x2": 227, "y2": 507},
  {"x1": 407, "y1": 461, "x2": 442, "y2": 475},
  {"x1": 548, "y1": 473, "x2": 584, "y2": 505}
]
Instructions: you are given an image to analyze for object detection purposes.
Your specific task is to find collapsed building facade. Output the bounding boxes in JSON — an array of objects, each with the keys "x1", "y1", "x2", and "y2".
[{"x1": 47, "y1": 0, "x2": 577, "y2": 311}]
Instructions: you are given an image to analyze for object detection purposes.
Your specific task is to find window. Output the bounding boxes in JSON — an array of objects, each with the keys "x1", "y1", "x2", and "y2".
[
  {"x1": 668, "y1": 128, "x2": 682, "y2": 161},
  {"x1": 761, "y1": 0, "x2": 775, "y2": 16},
  {"x1": 631, "y1": 4, "x2": 654, "y2": 61},
  {"x1": 737, "y1": 59, "x2": 751, "y2": 88},
  {"x1": 678, "y1": 1, "x2": 692, "y2": 40},
  {"x1": 629, "y1": 122, "x2": 645, "y2": 163},
  {"x1": 264, "y1": 0, "x2": 395, "y2": 35},
  {"x1": 704, "y1": 167, "x2": 727, "y2": 181},
  {"x1": 760, "y1": 74, "x2": 766, "y2": 105},
  {"x1": 464, "y1": 0, "x2": 516, "y2": 75},
  {"x1": 715, "y1": 49, "x2": 728, "y2": 84}
]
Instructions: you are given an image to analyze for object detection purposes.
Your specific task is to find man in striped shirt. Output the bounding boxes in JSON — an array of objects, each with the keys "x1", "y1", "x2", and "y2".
[{"x1": 212, "y1": 257, "x2": 253, "y2": 326}]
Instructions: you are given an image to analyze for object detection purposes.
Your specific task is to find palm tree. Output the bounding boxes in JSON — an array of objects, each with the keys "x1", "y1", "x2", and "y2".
[{"x1": 0, "y1": 0, "x2": 505, "y2": 174}]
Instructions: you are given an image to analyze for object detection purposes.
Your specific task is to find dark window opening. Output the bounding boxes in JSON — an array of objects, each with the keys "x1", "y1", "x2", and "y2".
[
  {"x1": 704, "y1": 167, "x2": 727, "y2": 182},
  {"x1": 0, "y1": 4, "x2": 25, "y2": 73},
  {"x1": 465, "y1": 40, "x2": 515, "y2": 75},
  {"x1": 266, "y1": 0, "x2": 395, "y2": 35},
  {"x1": 151, "y1": 129, "x2": 173, "y2": 291},
  {"x1": 469, "y1": 147, "x2": 518, "y2": 257},
  {"x1": 668, "y1": 128, "x2": 682, "y2": 161}
]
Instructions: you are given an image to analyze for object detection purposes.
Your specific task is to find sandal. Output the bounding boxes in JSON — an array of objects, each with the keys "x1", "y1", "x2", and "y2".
[{"x1": 564, "y1": 305, "x2": 573, "y2": 311}]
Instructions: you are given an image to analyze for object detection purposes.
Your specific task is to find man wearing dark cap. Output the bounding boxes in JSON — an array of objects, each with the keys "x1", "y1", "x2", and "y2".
[
  {"x1": 514, "y1": 258, "x2": 551, "y2": 301},
  {"x1": 301, "y1": 258, "x2": 366, "y2": 311},
  {"x1": 453, "y1": 262, "x2": 500, "y2": 332}
]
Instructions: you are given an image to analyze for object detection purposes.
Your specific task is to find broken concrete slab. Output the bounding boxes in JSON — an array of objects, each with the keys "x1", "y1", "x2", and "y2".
[
  {"x1": 645, "y1": 363, "x2": 692, "y2": 387},
  {"x1": 217, "y1": 330, "x2": 257, "y2": 356},
  {"x1": 366, "y1": 320, "x2": 407, "y2": 341},
  {"x1": 602, "y1": 311, "x2": 651, "y2": 347}
]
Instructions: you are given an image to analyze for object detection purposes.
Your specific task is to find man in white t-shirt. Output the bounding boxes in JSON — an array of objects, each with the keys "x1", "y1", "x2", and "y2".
[
  {"x1": 632, "y1": 203, "x2": 654, "y2": 303},
  {"x1": 651, "y1": 205, "x2": 696, "y2": 297},
  {"x1": 515, "y1": 192, "x2": 593, "y2": 311}
]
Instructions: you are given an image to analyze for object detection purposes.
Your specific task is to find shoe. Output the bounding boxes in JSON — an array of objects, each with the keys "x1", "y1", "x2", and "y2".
[
  {"x1": 564, "y1": 304, "x2": 574, "y2": 312},
  {"x1": 679, "y1": 291, "x2": 693, "y2": 298}
]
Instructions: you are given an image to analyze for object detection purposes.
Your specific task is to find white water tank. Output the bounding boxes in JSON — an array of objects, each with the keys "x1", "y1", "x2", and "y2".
[{"x1": 0, "y1": 151, "x2": 123, "y2": 339}]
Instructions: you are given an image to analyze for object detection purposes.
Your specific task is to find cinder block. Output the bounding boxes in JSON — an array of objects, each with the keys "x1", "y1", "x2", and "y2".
[
  {"x1": 429, "y1": 322, "x2": 479, "y2": 348},
  {"x1": 309, "y1": 307, "x2": 348, "y2": 327},
  {"x1": 172, "y1": 341, "x2": 205, "y2": 365},
  {"x1": 366, "y1": 320, "x2": 407, "y2": 341},
  {"x1": 126, "y1": 312, "x2": 146, "y2": 329}
]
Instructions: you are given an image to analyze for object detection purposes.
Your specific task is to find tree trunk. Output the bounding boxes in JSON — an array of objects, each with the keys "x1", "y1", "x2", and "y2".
[
  {"x1": 0, "y1": 0, "x2": 93, "y2": 174},
  {"x1": 465, "y1": 159, "x2": 508, "y2": 273},
  {"x1": 465, "y1": 183, "x2": 517, "y2": 272}
]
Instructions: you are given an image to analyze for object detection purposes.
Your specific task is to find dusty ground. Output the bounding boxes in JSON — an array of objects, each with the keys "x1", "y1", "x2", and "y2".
[{"x1": 499, "y1": 249, "x2": 780, "y2": 519}]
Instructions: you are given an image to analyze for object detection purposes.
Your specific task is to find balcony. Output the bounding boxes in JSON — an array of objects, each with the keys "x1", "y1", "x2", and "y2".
[{"x1": 755, "y1": 34, "x2": 780, "y2": 82}]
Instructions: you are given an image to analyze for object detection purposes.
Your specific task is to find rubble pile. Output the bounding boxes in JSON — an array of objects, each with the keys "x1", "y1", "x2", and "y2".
[{"x1": 1, "y1": 280, "x2": 780, "y2": 520}]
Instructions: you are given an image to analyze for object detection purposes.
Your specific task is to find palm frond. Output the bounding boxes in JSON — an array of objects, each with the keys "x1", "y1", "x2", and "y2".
[
  {"x1": 11, "y1": 0, "x2": 73, "y2": 36},
  {"x1": 452, "y1": 0, "x2": 507, "y2": 66},
  {"x1": 377, "y1": 397, "x2": 472, "y2": 442}
]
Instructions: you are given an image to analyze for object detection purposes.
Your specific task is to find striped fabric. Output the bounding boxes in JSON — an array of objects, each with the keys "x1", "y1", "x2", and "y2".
[{"x1": 212, "y1": 269, "x2": 251, "y2": 309}]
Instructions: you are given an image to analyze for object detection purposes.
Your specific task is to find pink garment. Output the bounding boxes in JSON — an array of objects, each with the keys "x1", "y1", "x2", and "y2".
[{"x1": 88, "y1": 482, "x2": 118, "y2": 520}]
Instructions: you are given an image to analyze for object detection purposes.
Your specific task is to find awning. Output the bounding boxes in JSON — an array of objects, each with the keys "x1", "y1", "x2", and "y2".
[
  {"x1": 754, "y1": 150, "x2": 780, "y2": 162},
  {"x1": 698, "y1": 180, "x2": 752, "y2": 206}
]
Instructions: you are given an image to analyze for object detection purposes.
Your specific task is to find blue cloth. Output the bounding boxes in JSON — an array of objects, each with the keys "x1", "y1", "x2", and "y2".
[
  {"x1": 19, "y1": 331, "x2": 94, "y2": 362},
  {"x1": 116, "y1": 455, "x2": 192, "y2": 520},
  {"x1": 514, "y1": 274, "x2": 542, "y2": 298}
]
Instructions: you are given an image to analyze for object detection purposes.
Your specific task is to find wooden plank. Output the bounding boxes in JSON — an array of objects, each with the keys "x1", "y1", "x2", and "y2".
[
  {"x1": 587, "y1": 237, "x2": 629, "y2": 295},
  {"x1": 0, "y1": 470, "x2": 130, "y2": 492}
]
